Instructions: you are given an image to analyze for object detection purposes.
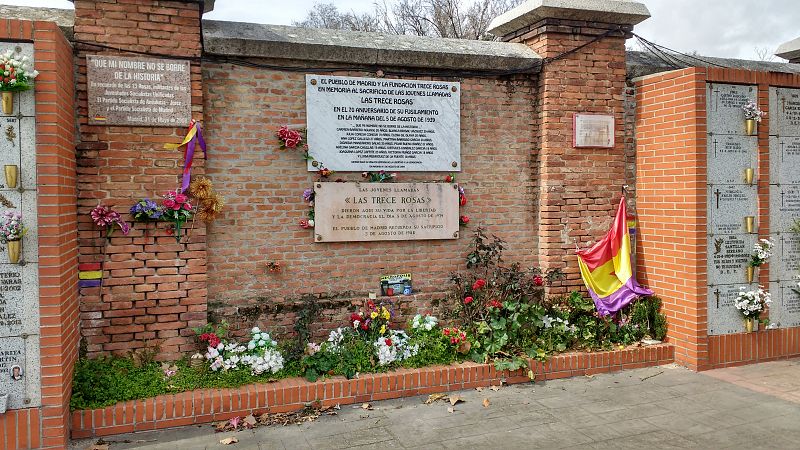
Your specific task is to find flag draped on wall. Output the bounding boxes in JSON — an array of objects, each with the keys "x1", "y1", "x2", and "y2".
[{"x1": 577, "y1": 197, "x2": 652, "y2": 316}]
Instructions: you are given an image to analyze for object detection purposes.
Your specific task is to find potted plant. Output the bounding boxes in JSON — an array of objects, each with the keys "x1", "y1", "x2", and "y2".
[
  {"x1": 0, "y1": 210, "x2": 26, "y2": 264},
  {"x1": 0, "y1": 50, "x2": 38, "y2": 115},
  {"x1": 747, "y1": 238, "x2": 774, "y2": 283},
  {"x1": 741, "y1": 101, "x2": 765, "y2": 136},
  {"x1": 735, "y1": 286, "x2": 771, "y2": 332}
]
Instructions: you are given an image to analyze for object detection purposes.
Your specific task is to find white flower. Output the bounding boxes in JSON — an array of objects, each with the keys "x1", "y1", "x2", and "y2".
[
  {"x1": 247, "y1": 341, "x2": 256, "y2": 350},
  {"x1": 542, "y1": 315, "x2": 554, "y2": 328},
  {"x1": 353, "y1": 319, "x2": 361, "y2": 329},
  {"x1": 252, "y1": 326, "x2": 261, "y2": 334}
]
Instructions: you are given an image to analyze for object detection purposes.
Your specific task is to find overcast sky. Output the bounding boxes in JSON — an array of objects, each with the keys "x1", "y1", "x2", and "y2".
[{"x1": 1, "y1": 0, "x2": 797, "y2": 61}]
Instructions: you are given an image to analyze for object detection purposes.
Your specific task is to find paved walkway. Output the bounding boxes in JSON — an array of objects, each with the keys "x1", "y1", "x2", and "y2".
[{"x1": 72, "y1": 361, "x2": 800, "y2": 450}]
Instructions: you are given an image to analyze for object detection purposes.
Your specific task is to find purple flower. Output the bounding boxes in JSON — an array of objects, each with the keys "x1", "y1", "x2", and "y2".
[{"x1": 302, "y1": 188, "x2": 314, "y2": 203}]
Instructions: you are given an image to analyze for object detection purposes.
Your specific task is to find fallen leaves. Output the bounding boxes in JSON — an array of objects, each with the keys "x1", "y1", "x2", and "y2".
[
  {"x1": 448, "y1": 395, "x2": 463, "y2": 406},
  {"x1": 489, "y1": 385, "x2": 501, "y2": 392},
  {"x1": 214, "y1": 404, "x2": 338, "y2": 432},
  {"x1": 361, "y1": 403, "x2": 373, "y2": 410},
  {"x1": 482, "y1": 398, "x2": 491, "y2": 408},
  {"x1": 219, "y1": 437, "x2": 238, "y2": 445},
  {"x1": 447, "y1": 407, "x2": 455, "y2": 413},
  {"x1": 87, "y1": 443, "x2": 109, "y2": 450}
]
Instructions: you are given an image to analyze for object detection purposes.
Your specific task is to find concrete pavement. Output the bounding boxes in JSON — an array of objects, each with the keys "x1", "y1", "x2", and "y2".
[{"x1": 71, "y1": 361, "x2": 800, "y2": 449}]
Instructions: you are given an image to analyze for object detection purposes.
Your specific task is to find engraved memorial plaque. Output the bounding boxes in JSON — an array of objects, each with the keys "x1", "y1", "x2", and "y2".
[
  {"x1": 707, "y1": 83, "x2": 757, "y2": 135},
  {"x1": 771, "y1": 234, "x2": 800, "y2": 282},
  {"x1": 708, "y1": 185, "x2": 758, "y2": 235},
  {"x1": 769, "y1": 136, "x2": 800, "y2": 185},
  {"x1": 769, "y1": 185, "x2": 800, "y2": 232},
  {"x1": 87, "y1": 55, "x2": 192, "y2": 127},
  {"x1": 707, "y1": 284, "x2": 754, "y2": 335},
  {"x1": 769, "y1": 87, "x2": 800, "y2": 137},
  {"x1": 768, "y1": 281, "x2": 800, "y2": 328},
  {"x1": 707, "y1": 234, "x2": 757, "y2": 285},
  {"x1": 305, "y1": 75, "x2": 460, "y2": 171},
  {"x1": 313, "y1": 182, "x2": 459, "y2": 242},
  {"x1": 707, "y1": 134, "x2": 757, "y2": 185}
]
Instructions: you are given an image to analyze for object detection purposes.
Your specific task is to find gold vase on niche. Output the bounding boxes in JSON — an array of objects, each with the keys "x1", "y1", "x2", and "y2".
[
  {"x1": 745, "y1": 119, "x2": 757, "y2": 136},
  {"x1": 1, "y1": 92, "x2": 12, "y2": 115},
  {"x1": 4, "y1": 165, "x2": 18, "y2": 189},
  {"x1": 6, "y1": 240, "x2": 21, "y2": 264},
  {"x1": 746, "y1": 265, "x2": 755, "y2": 283},
  {"x1": 745, "y1": 317, "x2": 754, "y2": 333},
  {"x1": 745, "y1": 216, "x2": 755, "y2": 233},
  {"x1": 744, "y1": 168, "x2": 754, "y2": 185}
]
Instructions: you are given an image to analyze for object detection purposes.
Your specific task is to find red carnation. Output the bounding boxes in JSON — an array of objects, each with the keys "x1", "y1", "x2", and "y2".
[
  {"x1": 472, "y1": 279, "x2": 486, "y2": 290},
  {"x1": 533, "y1": 276, "x2": 544, "y2": 286},
  {"x1": 463, "y1": 296, "x2": 473, "y2": 305},
  {"x1": 443, "y1": 328, "x2": 450, "y2": 336},
  {"x1": 385, "y1": 339, "x2": 392, "y2": 346},
  {"x1": 460, "y1": 194, "x2": 467, "y2": 206}
]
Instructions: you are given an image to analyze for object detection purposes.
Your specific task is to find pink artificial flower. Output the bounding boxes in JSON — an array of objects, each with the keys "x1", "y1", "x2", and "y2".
[
  {"x1": 299, "y1": 218, "x2": 311, "y2": 229},
  {"x1": 163, "y1": 199, "x2": 176, "y2": 209},
  {"x1": 183, "y1": 203, "x2": 192, "y2": 210},
  {"x1": 175, "y1": 193, "x2": 188, "y2": 203}
]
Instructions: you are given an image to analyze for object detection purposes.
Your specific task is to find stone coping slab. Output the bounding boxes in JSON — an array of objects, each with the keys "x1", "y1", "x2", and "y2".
[
  {"x1": 202, "y1": 20, "x2": 541, "y2": 72},
  {"x1": 70, "y1": 343, "x2": 673, "y2": 439},
  {"x1": 488, "y1": 0, "x2": 650, "y2": 37}
]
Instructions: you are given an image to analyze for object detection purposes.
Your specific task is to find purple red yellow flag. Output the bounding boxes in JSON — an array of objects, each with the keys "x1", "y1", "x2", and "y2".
[
  {"x1": 164, "y1": 119, "x2": 206, "y2": 193},
  {"x1": 576, "y1": 197, "x2": 652, "y2": 316}
]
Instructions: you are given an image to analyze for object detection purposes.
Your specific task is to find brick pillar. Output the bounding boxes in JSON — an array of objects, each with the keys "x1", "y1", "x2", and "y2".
[
  {"x1": 73, "y1": 1, "x2": 207, "y2": 360},
  {"x1": 488, "y1": 1, "x2": 650, "y2": 291}
]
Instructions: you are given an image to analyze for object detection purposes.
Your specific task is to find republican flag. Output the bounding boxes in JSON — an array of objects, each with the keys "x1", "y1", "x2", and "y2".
[{"x1": 577, "y1": 197, "x2": 652, "y2": 316}]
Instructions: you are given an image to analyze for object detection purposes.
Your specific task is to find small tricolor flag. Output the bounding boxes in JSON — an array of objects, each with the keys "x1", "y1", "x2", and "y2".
[
  {"x1": 78, "y1": 262, "x2": 103, "y2": 288},
  {"x1": 577, "y1": 197, "x2": 652, "y2": 316}
]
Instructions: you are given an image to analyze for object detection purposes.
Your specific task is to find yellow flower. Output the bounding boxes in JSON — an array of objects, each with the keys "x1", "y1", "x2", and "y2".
[
  {"x1": 380, "y1": 325, "x2": 386, "y2": 334},
  {"x1": 382, "y1": 310, "x2": 390, "y2": 320},
  {"x1": 371, "y1": 311, "x2": 379, "y2": 319}
]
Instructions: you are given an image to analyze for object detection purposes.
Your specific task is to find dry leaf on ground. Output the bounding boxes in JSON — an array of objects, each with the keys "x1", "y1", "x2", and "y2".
[
  {"x1": 475, "y1": 387, "x2": 484, "y2": 392},
  {"x1": 219, "y1": 437, "x2": 239, "y2": 445},
  {"x1": 482, "y1": 398, "x2": 491, "y2": 408},
  {"x1": 361, "y1": 403, "x2": 373, "y2": 410},
  {"x1": 424, "y1": 393, "x2": 448, "y2": 404},
  {"x1": 449, "y1": 395, "x2": 463, "y2": 406},
  {"x1": 447, "y1": 407, "x2": 454, "y2": 413},
  {"x1": 243, "y1": 414, "x2": 257, "y2": 429},
  {"x1": 489, "y1": 385, "x2": 501, "y2": 392}
]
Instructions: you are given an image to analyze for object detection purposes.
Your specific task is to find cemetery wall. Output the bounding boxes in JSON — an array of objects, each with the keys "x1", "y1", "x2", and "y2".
[
  {"x1": 202, "y1": 62, "x2": 539, "y2": 340},
  {"x1": 72, "y1": 0, "x2": 207, "y2": 361},
  {"x1": 635, "y1": 67, "x2": 800, "y2": 370}
]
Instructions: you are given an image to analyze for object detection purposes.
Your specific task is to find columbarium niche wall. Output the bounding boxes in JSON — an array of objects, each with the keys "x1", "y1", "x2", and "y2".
[{"x1": 0, "y1": 42, "x2": 41, "y2": 412}]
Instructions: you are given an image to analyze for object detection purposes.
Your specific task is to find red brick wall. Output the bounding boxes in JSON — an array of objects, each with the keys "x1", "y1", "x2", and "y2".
[
  {"x1": 511, "y1": 20, "x2": 632, "y2": 292},
  {"x1": 73, "y1": 0, "x2": 206, "y2": 360},
  {"x1": 635, "y1": 67, "x2": 800, "y2": 370},
  {"x1": 0, "y1": 18, "x2": 78, "y2": 450},
  {"x1": 202, "y1": 63, "x2": 539, "y2": 337},
  {"x1": 635, "y1": 68, "x2": 707, "y2": 370}
]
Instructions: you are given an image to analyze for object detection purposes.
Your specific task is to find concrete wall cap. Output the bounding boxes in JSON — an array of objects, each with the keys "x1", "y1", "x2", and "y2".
[
  {"x1": 488, "y1": 0, "x2": 650, "y2": 37},
  {"x1": 203, "y1": 20, "x2": 542, "y2": 72},
  {"x1": 776, "y1": 36, "x2": 800, "y2": 62}
]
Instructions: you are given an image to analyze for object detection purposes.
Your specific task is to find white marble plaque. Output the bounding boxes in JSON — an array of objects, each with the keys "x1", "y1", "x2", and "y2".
[
  {"x1": 708, "y1": 185, "x2": 758, "y2": 235},
  {"x1": 708, "y1": 234, "x2": 757, "y2": 285},
  {"x1": 768, "y1": 280, "x2": 800, "y2": 328},
  {"x1": 305, "y1": 75, "x2": 460, "y2": 171},
  {"x1": 769, "y1": 87, "x2": 800, "y2": 137},
  {"x1": 707, "y1": 134, "x2": 758, "y2": 185},
  {"x1": 707, "y1": 284, "x2": 755, "y2": 335},
  {"x1": 769, "y1": 136, "x2": 800, "y2": 185},
  {"x1": 313, "y1": 182, "x2": 459, "y2": 242},
  {"x1": 573, "y1": 114, "x2": 614, "y2": 148},
  {"x1": 707, "y1": 83, "x2": 757, "y2": 135}
]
